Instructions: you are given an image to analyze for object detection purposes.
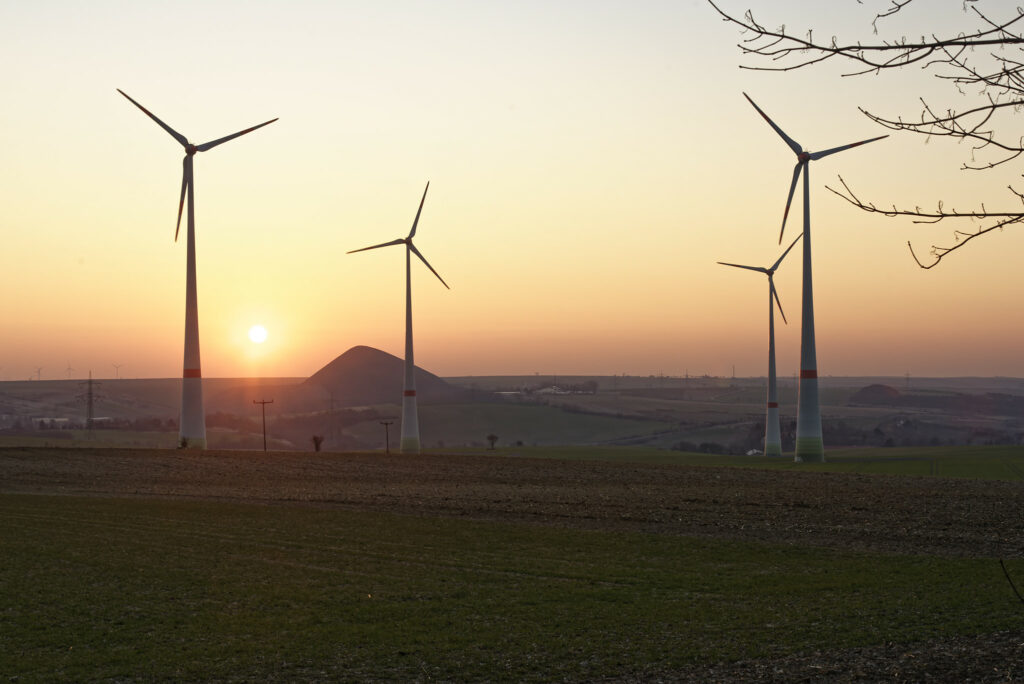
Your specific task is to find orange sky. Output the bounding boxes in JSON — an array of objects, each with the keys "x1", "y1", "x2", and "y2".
[{"x1": 2, "y1": 1, "x2": 1023, "y2": 380}]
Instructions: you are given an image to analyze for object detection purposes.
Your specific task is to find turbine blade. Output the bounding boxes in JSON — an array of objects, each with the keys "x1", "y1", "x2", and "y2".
[
  {"x1": 175, "y1": 160, "x2": 188, "y2": 242},
  {"x1": 409, "y1": 242, "x2": 450, "y2": 289},
  {"x1": 195, "y1": 118, "x2": 278, "y2": 152},
  {"x1": 117, "y1": 89, "x2": 188, "y2": 148},
  {"x1": 780, "y1": 162, "x2": 802, "y2": 244},
  {"x1": 407, "y1": 181, "x2": 430, "y2": 239},
  {"x1": 808, "y1": 135, "x2": 888, "y2": 161},
  {"x1": 771, "y1": 279, "x2": 787, "y2": 325},
  {"x1": 347, "y1": 237, "x2": 406, "y2": 254},
  {"x1": 743, "y1": 92, "x2": 802, "y2": 156},
  {"x1": 717, "y1": 261, "x2": 768, "y2": 274},
  {"x1": 770, "y1": 232, "x2": 803, "y2": 272}
]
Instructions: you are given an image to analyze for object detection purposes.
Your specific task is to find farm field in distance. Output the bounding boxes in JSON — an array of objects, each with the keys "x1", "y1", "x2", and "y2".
[
  {"x1": 5, "y1": 372, "x2": 1024, "y2": 453},
  {"x1": 2, "y1": 445, "x2": 1023, "y2": 681}
]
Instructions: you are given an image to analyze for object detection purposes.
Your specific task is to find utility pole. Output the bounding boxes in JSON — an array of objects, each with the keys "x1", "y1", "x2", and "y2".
[
  {"x1": 380, "y1": 420, "x2": 393, "y2": 456},
  {"x1": 77, "y1": 371, "x2": 102, "y2": 439},
  {"x1": 253, "y1": 399, "x2": 273, "y2": 452}
]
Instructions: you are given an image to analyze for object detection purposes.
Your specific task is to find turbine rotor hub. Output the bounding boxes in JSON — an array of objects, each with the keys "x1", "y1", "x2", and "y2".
[
  {"x1": 186, "y1": 144, "x2": 198, "y2": 155},
  {"x1": 799, "y1": 151, "x2": 810, "y2": 162}
]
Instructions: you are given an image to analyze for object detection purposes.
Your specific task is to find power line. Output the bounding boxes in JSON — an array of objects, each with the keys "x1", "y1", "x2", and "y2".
[{"x1": 77, "y1": 371, "x2": 103, "y2": 438}]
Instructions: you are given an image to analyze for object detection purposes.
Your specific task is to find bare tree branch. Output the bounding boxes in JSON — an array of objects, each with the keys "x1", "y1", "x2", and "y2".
[
  {"x1": 709, "y1": 0, "x2": 1024, "y2": 267},
  {"x1": 827, "y1": 176, "x2": 1024, "y2": 268},
  {"x1": 708, "y1": 1, "x2": 1024, "y2": 74}
]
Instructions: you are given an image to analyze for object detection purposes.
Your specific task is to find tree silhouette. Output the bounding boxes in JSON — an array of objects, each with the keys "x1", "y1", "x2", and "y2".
[
  {"x1": 709, "y1": 0, "x2": 1024, "y2": 268},
  {"x1": 486, "y1": 434, "x2": 498, "y2": 450}
]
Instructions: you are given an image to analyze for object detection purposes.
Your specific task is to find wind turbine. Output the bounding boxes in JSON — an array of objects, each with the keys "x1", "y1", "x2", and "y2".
[
  {"x1": 118, "y1": 89, "x2": 277, "y2": 449},
  {"x1": 348, "y1": 182, "x2": 449, "y2": 454},
  {"x1": 744, "y1": 93, "x2": 886, "y2": 463},
  {"x1": 718, "y1": 233, "x2": 802, "y2": 457}
]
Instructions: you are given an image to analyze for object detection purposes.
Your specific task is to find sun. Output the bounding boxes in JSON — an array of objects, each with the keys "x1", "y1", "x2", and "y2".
[{"x1": 248, "y1": 325, "x2": 268, "y2": 344}]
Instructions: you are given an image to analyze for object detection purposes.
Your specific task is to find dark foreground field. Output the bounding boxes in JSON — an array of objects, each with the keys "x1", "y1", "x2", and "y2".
[{"x1": 2, "y1": 447, "x2": 1023, "y2": 681}]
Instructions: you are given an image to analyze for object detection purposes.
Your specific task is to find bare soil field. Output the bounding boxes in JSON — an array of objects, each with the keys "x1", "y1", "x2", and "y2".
[
  {"x1": 3, "y1": 447, "x2": 1023, "y2": 681},
  {"x1": 2, "y1": 447, "x2": 1021, "y2": 559}
]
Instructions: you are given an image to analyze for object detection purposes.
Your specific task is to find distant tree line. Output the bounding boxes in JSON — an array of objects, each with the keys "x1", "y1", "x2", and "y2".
[{"x1": 1, "y1": 416, "x2": 178, "y2": 433}]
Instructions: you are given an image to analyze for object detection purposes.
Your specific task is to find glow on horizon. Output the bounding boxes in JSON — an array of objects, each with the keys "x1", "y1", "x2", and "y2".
[{"x1": 1, "y1": 2, "x2": 1023, "y2": 381}]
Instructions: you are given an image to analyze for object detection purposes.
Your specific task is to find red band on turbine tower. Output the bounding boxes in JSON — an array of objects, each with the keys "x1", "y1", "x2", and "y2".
[
  {"x1": 800, "y1": 370, "x2": 817, "y2": 379},
  {"x1": 183, "y1": 369, "x2": 202, "y2": 378},
  {"x1": 403, "y1": 390, "x2": 416, "y2": 397},
  {"x1": 767, "y1": 402, "x2": 778, "y2": 408}
]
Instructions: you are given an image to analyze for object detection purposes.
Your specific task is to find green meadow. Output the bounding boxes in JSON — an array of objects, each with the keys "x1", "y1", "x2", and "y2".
[
  {"x1": 474, "y1": 444, "x2": 1024, "y2": 480},
  {"x1": 2, "y1": 470, "x2": 1022, "y2": 680},
  {"x1": 2, "y1": 445, "x2": 1022, "y2": 679}
]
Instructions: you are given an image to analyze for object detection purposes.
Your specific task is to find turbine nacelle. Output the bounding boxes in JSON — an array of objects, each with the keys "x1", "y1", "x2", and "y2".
[
  {"x1": 347, "y1": 182, "x2": 450, "y2": 290},
  {"x1": 117, "y1": 89, "x2": 277, "y2": 241},
  {"x1": 744, "y1": 92, "x2": 887, "y2": 243},
  {"x1": 717, "y1": 233, "x2": 803, "y2": 325}
]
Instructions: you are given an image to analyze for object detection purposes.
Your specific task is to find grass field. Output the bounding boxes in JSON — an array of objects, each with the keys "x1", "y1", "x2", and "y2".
[
  {"x1": 2, "y1": 444, "x2": 1023, "y2": 680},
  {"x1": 0, "y1": 431, "x2": 178, "y2": 450},
  {"x1": 344, "y1": 402, "x2": 676, "y2": 448},
  {"x1": 2, "y1": 492, "x2": 1021, "y2": 681},
  {"x1": 476, "y1": 444, "x2": 1024, "y2": 480}
]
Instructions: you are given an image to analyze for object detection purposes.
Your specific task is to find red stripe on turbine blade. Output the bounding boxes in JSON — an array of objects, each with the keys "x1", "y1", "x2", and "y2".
[
  {"x1": 403, "y1": 390, "x2": 416, "y2": 397},
  {"x1": 183, "y1": 369, "x2": 202, "y2": 378},
  {"x1": 767, "y1": 402, "x2": 779, "y2": 408},
  {"x1": 800, "y1": 370, "x2": 818, "y2": 379}
]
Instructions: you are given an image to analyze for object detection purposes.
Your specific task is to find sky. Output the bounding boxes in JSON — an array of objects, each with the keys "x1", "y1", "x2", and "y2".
[{"x1": 2, "y1": 0, "x2": 1023, "y2": 380}]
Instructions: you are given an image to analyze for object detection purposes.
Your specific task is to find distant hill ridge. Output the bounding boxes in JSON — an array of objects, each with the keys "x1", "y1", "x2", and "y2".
[
  {"x1": 204, "y1": 345, "x2": 467, "y2": 413},
  {"x1": 305, "y1": 345, "x2": 466, "y2": 406},
  {"x1": 848, "y1": 383, "x2": 1024, "y2": 416}
]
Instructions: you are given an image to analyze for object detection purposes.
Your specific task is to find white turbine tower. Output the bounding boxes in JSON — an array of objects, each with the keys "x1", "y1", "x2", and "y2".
[
  {"x1": 718, "y1": 233, "x2": 802, "y2": 457},
  {"x1": 348, "y1": 182, "x2": 449, "y2": 454},
  {"x1": 119, "y1": 89, "x2": 277, "y2": 449},
  {"x1": 744, "y1": 93, "x2": 886, "y2": 462}
]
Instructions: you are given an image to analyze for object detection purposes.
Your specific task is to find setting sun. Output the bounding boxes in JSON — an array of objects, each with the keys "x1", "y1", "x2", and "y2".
[{"x1": 248, "y1": 325, "x2": 268, "y2": 344}]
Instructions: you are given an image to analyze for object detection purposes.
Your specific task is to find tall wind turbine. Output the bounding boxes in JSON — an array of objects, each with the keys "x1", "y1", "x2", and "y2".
[
  {"x1": 718, "y1": 233, "x2": 802, "y2": 457},
  {"x1": 744, "y1": 93, "x2": 886, "y2": 463},
  {"x1": 118, "y1": 89, "x2": 277, "y2": 449},
  {"x1": 348, "y1": 182, "x2": 449, "y2": 454}
]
